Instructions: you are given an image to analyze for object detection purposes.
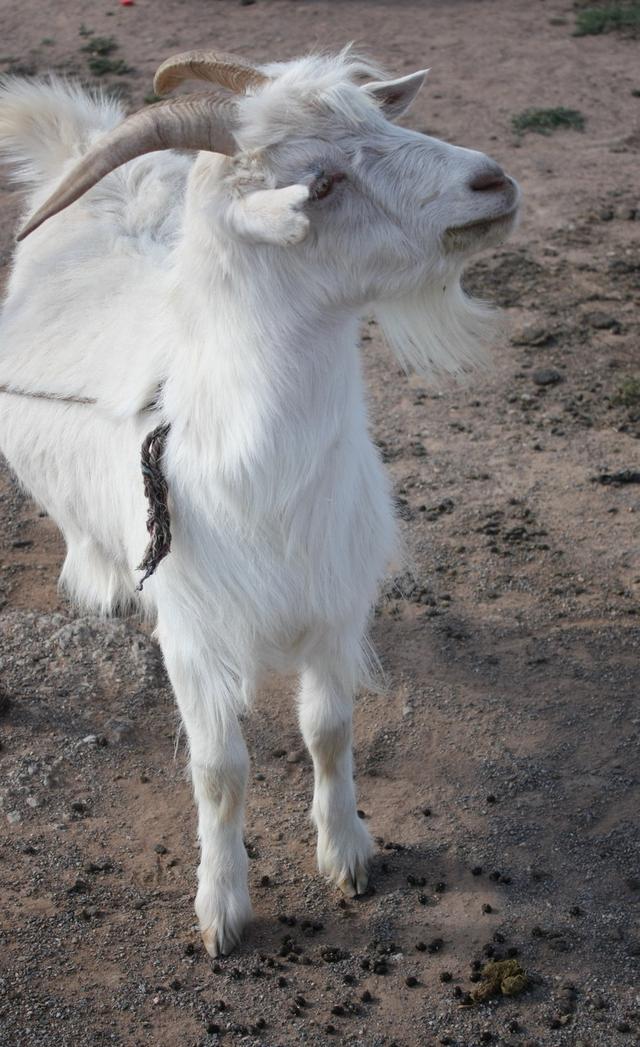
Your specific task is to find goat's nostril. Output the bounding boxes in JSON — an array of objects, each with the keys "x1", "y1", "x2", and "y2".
[{"x1": 469, "y1": 169, "x2": 509, "y2": 193}]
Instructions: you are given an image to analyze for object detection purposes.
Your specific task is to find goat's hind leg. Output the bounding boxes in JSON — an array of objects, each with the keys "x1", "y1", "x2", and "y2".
[
  {"x1": 298, "y1": 653, "x2": 374, "y2": 897},
  {"x1": 159, "y1": 631, "x2": 251, "y2": 957}
]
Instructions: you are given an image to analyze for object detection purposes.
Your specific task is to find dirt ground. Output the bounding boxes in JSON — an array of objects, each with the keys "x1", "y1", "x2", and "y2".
[{"x1": 1, "y1": 1, "x2": 639, "y2": 1046}]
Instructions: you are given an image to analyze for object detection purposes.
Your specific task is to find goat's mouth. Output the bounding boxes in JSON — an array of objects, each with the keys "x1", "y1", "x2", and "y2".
[{"x1": 443, "y1": 206, "x2": 519, "y2": 252}]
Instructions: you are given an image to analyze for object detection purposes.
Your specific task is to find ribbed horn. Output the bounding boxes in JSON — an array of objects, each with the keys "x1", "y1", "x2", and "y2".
[
  {"x1": 154, "y1": 50, "x2": 269, "y2": 96},
  {"x1": 17, "y1": 94, "x2": 237, "y2": 241}
]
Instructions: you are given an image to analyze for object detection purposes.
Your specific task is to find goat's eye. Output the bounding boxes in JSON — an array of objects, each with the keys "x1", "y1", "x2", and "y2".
[{"x1": 310, "y1": 171, "x2": 341, "y2": 201}]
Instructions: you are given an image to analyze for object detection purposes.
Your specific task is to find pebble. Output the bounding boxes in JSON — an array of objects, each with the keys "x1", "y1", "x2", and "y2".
[{"x1": 532, "y1": 368, "x2": 563, "y2": 387}]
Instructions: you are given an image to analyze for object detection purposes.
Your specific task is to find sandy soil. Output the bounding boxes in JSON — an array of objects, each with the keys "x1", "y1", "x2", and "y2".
[{"x1": 1, "y1": 2, "x2": 639, "y2": 1046}]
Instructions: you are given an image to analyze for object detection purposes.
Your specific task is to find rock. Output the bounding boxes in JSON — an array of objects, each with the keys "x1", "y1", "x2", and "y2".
[
  {"x1": 286, "y1": 750, "x2": 304, "y2": 764},
  {"x1": 104, "y1": 716, "x2": 136, "y2": 742},
  {"x1": 532, "y1": 368, "x2": 563, "y2": 386},
  {"x1": 584, "y1": 312, "x2": 621, "y2": 331},
  {"x1": 511, "y1": 324, "x2": 557, "y2": 347}
]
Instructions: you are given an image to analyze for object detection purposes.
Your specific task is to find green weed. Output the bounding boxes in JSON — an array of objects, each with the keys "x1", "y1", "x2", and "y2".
[
  {"x1": 512, "y1": 107, "x2": 585, "y2": 136},
  {"x1": 82, "y1": 36, "x2": 118, "y2": 57},
  {"x1": 574, "y1": 2, "x2": 640, "y2": 36},
  {"x1": 614, "y1": 376, "x2": 640, "y2": 407}
]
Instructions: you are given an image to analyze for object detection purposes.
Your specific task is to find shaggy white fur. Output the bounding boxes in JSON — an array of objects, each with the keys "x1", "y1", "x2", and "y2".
[{"x1": 0, "y1": 50, "x2": 519, "y2": 956}]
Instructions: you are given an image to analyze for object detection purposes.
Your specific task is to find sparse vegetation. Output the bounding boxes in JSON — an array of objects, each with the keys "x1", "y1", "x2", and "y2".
[
  {"x1": 614, "y1": 376, "x2": 640, "y2": 406},
  {"x1": 81, "y1": 36, "x2": 118, "y2": 57},
  {"x1": 87, "y1": 57, "x2": 132, "y2": 76},
  {"x1": 574, "y1": 2, "x2": 640, "y2": 36},
  {"x1": 512, "y1": 107, "x2": 585, "y2": 136}
]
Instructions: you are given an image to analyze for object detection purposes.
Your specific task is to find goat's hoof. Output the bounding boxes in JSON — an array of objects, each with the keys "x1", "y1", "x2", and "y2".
[
  {"x1": 317, "y1": 823, "x2": 374, "y2": 899},
  {"x1": 197, "y1": 886, "x2": 252, "y2": 958},
  {"x1": 337, "y1": 864, "x2": 369, "y2": 899}
]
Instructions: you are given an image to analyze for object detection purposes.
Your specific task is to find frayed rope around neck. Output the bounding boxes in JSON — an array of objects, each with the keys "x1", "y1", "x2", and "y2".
[{"x1": 136, "y1": 423, "x2": 172, "y2": 591}]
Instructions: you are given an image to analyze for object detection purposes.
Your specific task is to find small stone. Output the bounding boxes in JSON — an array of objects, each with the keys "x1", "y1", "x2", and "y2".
[
  {"x1": 361, "y1": 990, "x2": 372, "y2": 1003},
  {"x1": 532, "y1": 368, "x2": 563, "y2": 387},
  {"x1": 154, "y1": 843, "x2": 168, "y2": 855}
]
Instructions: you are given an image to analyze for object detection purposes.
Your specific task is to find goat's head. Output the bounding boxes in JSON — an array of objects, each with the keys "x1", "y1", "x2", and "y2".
[{"x1": 18, "y1": 48, "x2": 520, "y2": 377}]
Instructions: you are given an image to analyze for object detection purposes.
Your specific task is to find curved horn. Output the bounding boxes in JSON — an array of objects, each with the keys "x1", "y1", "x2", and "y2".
[
  {"x1": 18, "y1": 94, "x2": 237, "y2": 241},
  {"x1": 154, "y1": 50, "x2": 269, "y2": 96}
]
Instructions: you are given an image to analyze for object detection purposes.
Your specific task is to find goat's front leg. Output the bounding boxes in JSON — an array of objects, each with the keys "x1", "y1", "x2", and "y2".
[
  {"x1": 160, "y1": 638, "x2": 251, "y2": 957},
  {"x1": 298, "y1": 660, "x2": 374, "y2": 897}
]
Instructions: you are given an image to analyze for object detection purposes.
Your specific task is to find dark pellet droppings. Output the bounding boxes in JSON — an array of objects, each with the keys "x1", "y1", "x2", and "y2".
[
  {"x1": 416, "y1": 941, "x2": 427, "y2": 952},
  {"x1": 154, "y1": 843, "x2": 168, "y2": 854},
  {"x1": 260, "y1": 874, "x2": 271, "y2": 886},
  {"x1": 361, "y1": 990, "x2": 372, "y2": 1003},
  {"x1": 325, "y1": 1024, "x2": 337, "y2": 1034},
  {"x1": 482, "y1": 903, "x2": 493, "y2": 913},
  {"x1": 343, "y1": 974, "x2": 356, "y2": 985},
  {"x1": 472, "y1": 866, "x2": 483, "y2": 876},
  {"x1": 331, "y1": 1004, "x2": 345, "y2": 1016},
  {"x1": 508, "y1": 1019, "x2": 520, "y2": 1033},
  {"x1": 405, "y1": 976, "x2": 418, "y2": 987},
  {"x1": 434, "y1": 881, "x2": 446, "y2": 893},
  {"x1": 440, "y1": 971, "x2": 452, "y2": 983},
  {"x1": 486, "y1": 794, "x2": 497, "y2": 804}
]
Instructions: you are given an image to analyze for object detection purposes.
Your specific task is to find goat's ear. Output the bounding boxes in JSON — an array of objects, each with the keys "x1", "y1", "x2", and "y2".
[{"x1": 363, "y1": 70, "x2": 428, "y2": 120}]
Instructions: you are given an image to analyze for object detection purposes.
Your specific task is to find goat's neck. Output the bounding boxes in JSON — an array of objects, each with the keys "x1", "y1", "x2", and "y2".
[{"x1": 164, "y1": 241, "x2": 366, "y2": 508}]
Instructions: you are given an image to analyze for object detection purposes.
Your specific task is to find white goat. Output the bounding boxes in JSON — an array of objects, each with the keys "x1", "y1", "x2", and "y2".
[{"x1": 0, "y1": 49, "x2": 519, "y2": 956}]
